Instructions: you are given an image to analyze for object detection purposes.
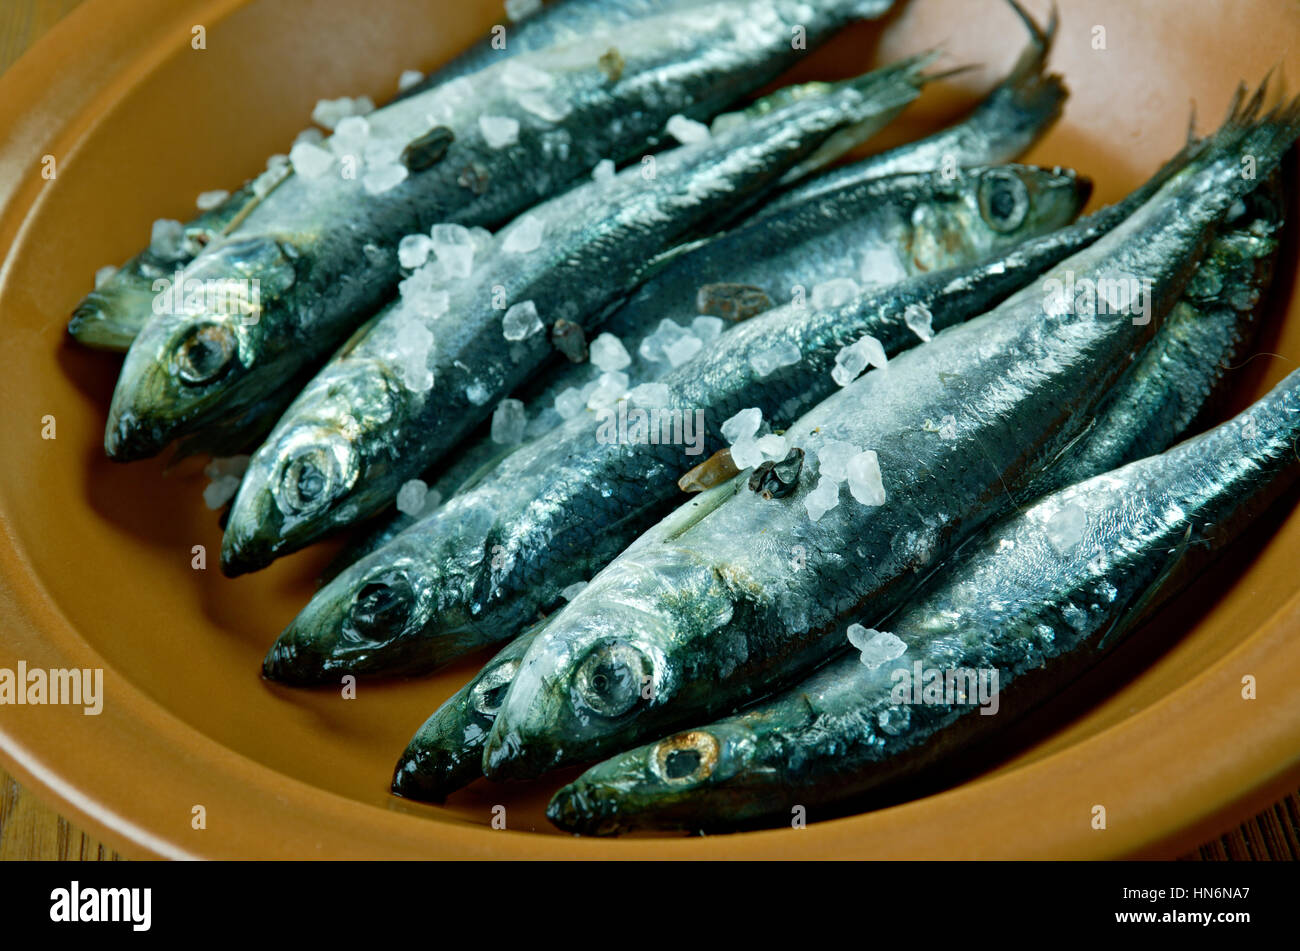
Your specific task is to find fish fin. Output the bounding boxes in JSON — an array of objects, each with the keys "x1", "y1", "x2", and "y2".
[
  {"x1": 1097, "y1": 524, "x2": 1194, "y2": 652},
  {"x1": 1002, "y1": 0, "x2": 1057, "y2": 81}
]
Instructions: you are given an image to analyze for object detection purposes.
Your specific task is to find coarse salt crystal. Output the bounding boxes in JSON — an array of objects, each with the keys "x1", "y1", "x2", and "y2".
[
  {"x1": 398, "y1": 234, "x2": 435, "y2": 270},
  {"x1": 195, "y1": 190, "x2": 229, "y2": 211},
  {"x1": 149, "y1": 219, "x2": 188, "y2": 261},
  {"x1": 811, "y1": 278, "x2": 859, "y2": 310},
  {"x1": 847, "y1": 625, "x2": 906, "y2": 669},
  {"x1": 290, "y1": 141, "x2": 335, "y2": 179},
  {"x1": 664, "y1": 334, "x2": 703, "y2": 367},
  {"x1": 846, "y1": 449, "x2": 885, "y2": 506},
  {"x1": 904, "y1": 302, "x2": 934, "y2": 342},
  {"x1": 750, "y1": 340, "x2": 800, "y2": 376},
  {"x1": 666, "y1": 114, "x2": 710, "y2": 145},
  {"x1": 554, "y1": 386, "x2": 587, "y2": 419},
  {"x1": 503, "y1": 60, "x2": 554, "y2": 90},
  {"x1": 628, "y1": 382, "x2": 670, "y2": 407},
  {"x1": 363, "y1": 162, "x2": 408, "y2": 195},
  {"x1": 721, "y1": 407, "x2": 762, "y2": 444},
  {"x1": 589, "y1": 333, "x2": 631, "y2": 371},
  {"x1": 491, "y1": 399, "x2": 527, "y2": 445},
  {"x1": 804, "y1": 476, "x2": 840, "y2": 522},
  {"x1": 502, "y1": 300, "x2": 543, "y2": 340},
  {"x1": 502, "y1": 214, "x2": 545, "y2": 254},
  {"x1": 479, "y1": 114, "x2": 520, "y2": 148},
  {"x1": 431, "y1": 223, "x2": 475, "y2": 278},
  {"x1": 396, "y1": 479, "x2": 430, "y2": 516}
]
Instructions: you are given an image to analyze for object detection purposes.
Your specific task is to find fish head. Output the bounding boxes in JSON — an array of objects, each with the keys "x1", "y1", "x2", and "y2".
[
  {"x1": 483, "y1": 596, "x2": 677, "y2": 781},
  {"x1": 390, "y1": 653, "x2": 523, "y2": 800},
  {"x1": 262, "y1": 536, "x2": 439, "y2": 684},
  {"x1": 103, "y1": 236, "x2": 298, "y2": 460},
  {"x1": 221, "y1": 360, "x2": 396, "y2": 574},
  {"x1": 261, "y1": 495, "x2": 503, "y2": 681},
  {"x1": 910, "y1": 164, "x2": 1091, "y2": 271},
  {"x1": 547, "y1": 725, "x2": 753, "y2": 836}
]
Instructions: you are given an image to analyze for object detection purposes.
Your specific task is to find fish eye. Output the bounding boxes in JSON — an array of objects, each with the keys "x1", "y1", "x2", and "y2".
[
  {"x1": 274, "y1": 440, "x2": 355, "y2": 516},
  {"x1": 978, "y1": 170, "x2": 1030, "y2": 233},
  {"x1": 573, "y1": 641, "x2": 650, "y2": 718},
  {"x1": 175, "y1": 322, "x2": 236, "y2": 385},
  {"x1": 344, "y1": 571, "x2": 416, "y2": 643},
  {"x1": 469, "y1": 661, "x2": 520, "y2": 717},
  {"x1": 652, "y1": 731, "x2": 719, "y2": 785}
]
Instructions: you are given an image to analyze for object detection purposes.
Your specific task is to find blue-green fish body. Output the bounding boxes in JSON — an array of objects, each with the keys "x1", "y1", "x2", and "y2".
[
  {"x1": 104, "y1": 0, "x2": 893, "y2": 461},
  {"x1": 549, "y1": 359, "x2": 1300, "y2": 833},
  {"x1": 482, "y1": 92, "x2": 1300, "y2": 780}
]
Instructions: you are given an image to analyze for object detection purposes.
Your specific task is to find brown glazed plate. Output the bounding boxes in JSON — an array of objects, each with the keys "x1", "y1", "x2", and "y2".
[{"x1": 0, "y1": 0, "x2": 1298, "y2": 859}]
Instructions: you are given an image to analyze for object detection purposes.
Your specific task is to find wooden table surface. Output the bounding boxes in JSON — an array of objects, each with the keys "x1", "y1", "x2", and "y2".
[{"x1": 1, "y1": 0, "x2": 1297, "y2": 862}]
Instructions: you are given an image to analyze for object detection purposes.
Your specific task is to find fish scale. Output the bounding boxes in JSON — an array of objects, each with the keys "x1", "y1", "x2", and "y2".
[
  {"x1": 326, "y1": 0, "x2": 1067, "y2": 577},
  {"x1": 549, "y1": 355, "x2": 1300, "y2": 833},
  {"x1": 262, "y1": 162, "x2": 1091, "y2": 684},
  {"x1": 223, "y1": 58, "x2": 939, "y2": 575},
  {"x1": 68, "y1": 0, "x2": 745, "y2": 352},
  {"x1": 104, "y1": 0, "x2": 892, "y2": 463},
  {"x1": 481, "y1": 91, "x2": 1300, "y2": 780}
]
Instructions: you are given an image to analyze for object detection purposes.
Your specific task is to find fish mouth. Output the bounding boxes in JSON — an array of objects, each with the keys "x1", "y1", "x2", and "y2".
[
  {"x1": 261, "y1": 634, "x2": 338, "y2": 685},
  {"x1": 220, "y1": 463, "x2": 287, "y2": 576},
  {"x1": 68, "y1": 297, "x2": 135, "y2": 351},
  {"x1": 221, "y1": 529, "x2": 279, "y2": 577},
  {"x1": 390, "y1": 742, "x2": 463, "y2": 802},
  {"x1": 546, "y1": 782, "x2": 624, "y2": 836},
  {"x1": 103, "y1": 406, "x2": 172, "y2": 462}
]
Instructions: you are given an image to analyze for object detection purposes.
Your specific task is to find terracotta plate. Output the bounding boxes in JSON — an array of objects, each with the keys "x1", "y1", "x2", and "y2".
[{"x1": 1, "y1": 0, "x2": 1298, "y2": 858}]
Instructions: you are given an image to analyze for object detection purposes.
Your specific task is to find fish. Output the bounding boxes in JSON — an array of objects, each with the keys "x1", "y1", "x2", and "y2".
[
  {"x1": 392, "y1": 620, "x2": 551, "y2": 801},
  {"x1": 102, "y1": 0, "x2": 894, "y2": 462},
  {"x1": 548, "y1": 359, "x2": 1300, "y2": 834},
  {"x1": 69, "y1": 185, "x2": 259, "y2": 352},
  {"x1": 221, "y1": 55, "x2": 939, "y2": 574},
  {"x1": 387, "y1": 168, "x2": 1284, "y2": 803},
  {"x1": 324, "y1": 0, "x2": 1066, "y2": 580},
  {"x1": 480, "y1": 87, "x2": 1300, "y2": 781},
  {"x1": 263, "y1": 161, "x2": 1093, "y2": 685},
  {"x1": 67, "y1": 0, "x2": 804, "y2": 354}
]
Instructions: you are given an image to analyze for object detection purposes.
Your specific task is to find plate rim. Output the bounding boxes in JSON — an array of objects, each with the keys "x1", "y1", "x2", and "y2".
[{"x1": 2, "y1": 0, "x2": 1298, "y2": 860}]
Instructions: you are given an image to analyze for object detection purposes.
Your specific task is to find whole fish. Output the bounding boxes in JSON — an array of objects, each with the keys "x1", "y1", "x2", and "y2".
[
  {"x1": 67, "y1": 0, "x2": 794, "y2": 353},
  {"x1": 388, "y1": 175, "x2": 1284, "y2": 803},
  {"x1": 103, "y1": 0, "x2": 893, "y2": 461},
  {"x1": 263, "y1": 161, "x2": 1092, "y2": 684},
  {"x1": 549, "y1": 362, "x2": 1300, "y2": 834},
  {"x1": 481, "y1": 88, "x2": 1300, "y2": 781},
  {"x1": 327, "y1": 0, "x2": 1066, "y2": 577},
  {"x1": 221, "y1": 57, "x2": 938, "y2": 574}
]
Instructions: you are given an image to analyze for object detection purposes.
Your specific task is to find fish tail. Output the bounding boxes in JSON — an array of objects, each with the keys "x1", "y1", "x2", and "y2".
[
  {"x1": 1177, "y1": 79, "x2": 1300, "y2": 206},
  {"x1": 1002, "y1": 0, "x2": 1058, "y2": 84}
]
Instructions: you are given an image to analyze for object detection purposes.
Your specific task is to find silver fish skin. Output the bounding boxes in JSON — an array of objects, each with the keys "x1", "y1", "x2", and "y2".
[
  {"x1": 262, "y1": 163, "x2": 1092, "y2": 685},
  {"x1": 326, "y1": 3, "x2": 1067, "y2": 578},
  {"x1": 549, "y1": 361, "x2": 1300, "y2": 834},
  {"x1": 67, "y1": 0, "x2": 790, "y2": 353},
  {"x1": 385, "y1": 168, "x2": 1285, "y2": 803},
  {"x1": 221, "y1": 58, "x2": 935, "y2": 575},
  {"x1": 103, "y1": 0, "x2": 892, "y2": 462},
  {"x1": 481, "y1": 90, "x2": 1300, "y2": 780}
]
